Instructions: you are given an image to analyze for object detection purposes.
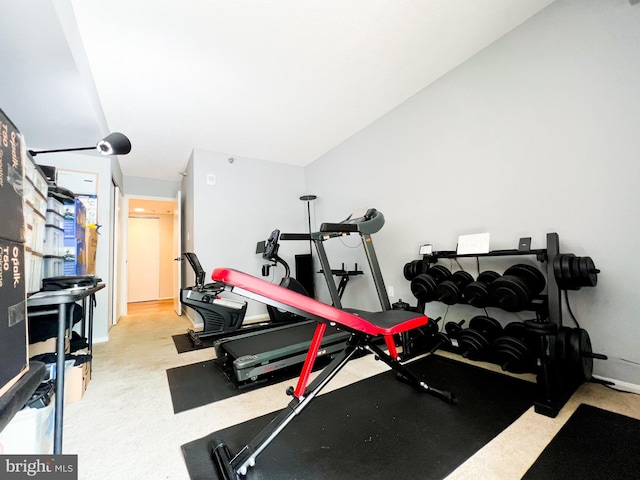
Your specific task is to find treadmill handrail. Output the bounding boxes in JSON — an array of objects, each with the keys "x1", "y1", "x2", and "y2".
[{"x1": 279, "y1": 233, "x2": 311, "y2": 241}]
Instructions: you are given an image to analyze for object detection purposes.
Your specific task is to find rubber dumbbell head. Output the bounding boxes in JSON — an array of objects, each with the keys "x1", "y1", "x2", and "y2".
[
  {"x1": 554, "y1": 254, "x2": 600, "y2": 290},
  {"x1": 488, "y1": 275, "x2": 531, "y2": 312},
  {"x1": 429, "y1": 320, "x2": 465, "y2": 354},
  {"x1": 565, "y1": 328, "x2": 606, "y2": 383},
  {"x1": 504, "y1": 264, "x2": 545, "y2": 295},
  {"x1": 464, "y1": 270, "x2": 500, "y2": 308},
  {"x1": 403, "y1": 260, "x2": 426, "y2": 281},
  {"x1": 489, "y1": 264, "x2": 545, "y2": 312},
  {"x1": 410, "y1": 265, "x2": 451, "y2": 303},
  {"x1": 436, "y1": 271, "x2": 474, "y2": 305},
  {"x1": 492, "y1": 322, "x2": 536, "y2": 373},
  {"x1": 458, "y1": 316, "x2": 502, "y2": 360}
]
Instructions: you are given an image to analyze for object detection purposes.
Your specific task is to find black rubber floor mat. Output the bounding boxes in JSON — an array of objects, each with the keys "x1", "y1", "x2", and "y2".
[
  {"x1": 181, "y1": 355, "x2": 536, "y2": 479},
  {"x1": 522, "y1": 403, "x2": 640, "y2": 480},
  {"x1": 167, "y1": 360, "x2": 238, "y2": 413},
  {"x1": 167, "y1": 357, "x2": 333, "y2": 414}
]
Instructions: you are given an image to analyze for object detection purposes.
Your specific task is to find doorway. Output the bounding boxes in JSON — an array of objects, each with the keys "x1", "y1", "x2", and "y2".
[
  {"x1": 127, "y1": 217, "x2": 160, "y2": 302},
  {"x1": 123, "y1": 196, "x2": 181, "y2": 316}
]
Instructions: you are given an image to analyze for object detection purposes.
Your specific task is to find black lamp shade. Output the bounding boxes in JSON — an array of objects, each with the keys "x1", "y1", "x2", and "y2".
[{"x1": 97, "y1": 132, "x2": 131, "y2": 155}]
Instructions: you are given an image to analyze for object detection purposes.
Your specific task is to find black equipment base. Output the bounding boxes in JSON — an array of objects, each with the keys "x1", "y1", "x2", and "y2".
[
  {"x1": 166, "y1": 356, "x2": 334, "y2": 414},
  {"x1": 182, "y1": 355, "x2": 536, "y2": 480},
  {"x1": 214, "y1": 321, "x2": 350, "y2": 385}
]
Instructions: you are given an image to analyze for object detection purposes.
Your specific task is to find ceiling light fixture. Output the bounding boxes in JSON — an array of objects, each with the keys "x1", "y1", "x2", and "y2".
[{"x1": 28, "y1": 132, "x2": 132, "y2": 157}]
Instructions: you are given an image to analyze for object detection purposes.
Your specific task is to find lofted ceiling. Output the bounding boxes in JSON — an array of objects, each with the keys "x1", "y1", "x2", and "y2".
[{"x1": 0, "y1": 0, "x2": 556, "y2": 182}]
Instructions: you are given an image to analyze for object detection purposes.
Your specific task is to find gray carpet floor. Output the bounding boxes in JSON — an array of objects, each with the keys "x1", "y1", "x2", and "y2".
[{"x1": 61, "y1": 302, "x2": 640, "y2": 479}]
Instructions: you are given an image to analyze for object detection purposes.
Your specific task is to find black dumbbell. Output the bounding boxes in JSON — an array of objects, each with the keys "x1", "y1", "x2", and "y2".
[
  {"x1": 402, "y1": 316, "x2": 442, "y2": 355},
  {"x1": 489, "y1": 264, "x2": 546, "y2": 312},
  {"x1": 429, "y1": 320, "x2": 465, "y2": 354},
  {"x1": 410, "y1": 265, "x2": 451, "y2": 303},
  {"x1": 492, "y1": 322, "x2": 536, "y2": 373},
  {"x1": 436, "y1": 271, "x2": 474, "y2": 305},
  {"x1": 553, "y1": 254, "x2": 600, "y2": 290},
  {"x1": 457, "y1": 316, "x2": 503, "y2": 360},
  {"x1": 463, "y1": 270, "x2": 500, "y2": 308},
  {"x1": 554, "y1": 326, "x2": 607, "y2": 383},
  {"x1": 392, "y1": 299, "x2": 411, "y2": 310},
  {"x1": 403, "y1": 260, "x2": 427, "y2": 281}
]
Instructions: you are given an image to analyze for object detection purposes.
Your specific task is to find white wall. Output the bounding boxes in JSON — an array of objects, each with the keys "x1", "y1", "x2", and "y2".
[
  {"x1": 181, "y1": 152, "x2": 195, "y2": 288},
  {"x1": 305, "y1": 0, "x2": 640, "y2": 383},
  {"x1": 123, "y1": 175, "x2": 181, "y2": 198},
  {"x1": 188, "y1": 149, "x2": 308, "y2": 318}
]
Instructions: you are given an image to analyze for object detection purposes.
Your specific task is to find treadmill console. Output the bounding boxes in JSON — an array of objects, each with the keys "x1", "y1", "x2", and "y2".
[{"x1": 320, "y1": 208, "x2": 385, "y2": 235}]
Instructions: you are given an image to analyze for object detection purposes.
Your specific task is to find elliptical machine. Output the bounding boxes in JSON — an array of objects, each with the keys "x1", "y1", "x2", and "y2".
[{"x1": 258, "y1": 229, "x2": 310, "y2": 323}]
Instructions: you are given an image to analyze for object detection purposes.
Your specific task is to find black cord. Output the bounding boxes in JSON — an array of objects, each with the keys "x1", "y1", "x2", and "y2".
[
  {"x1": 338, "y1": 237, "x2": 360, "y2": 248},
  {"x1": 563, "y1": 290, "x2": 581, "y2": 328}
]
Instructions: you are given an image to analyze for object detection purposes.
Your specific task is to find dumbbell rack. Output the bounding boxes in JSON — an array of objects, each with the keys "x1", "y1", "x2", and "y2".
[{"x1": 414, "y1": 232, "x2": 585, "y2": 418}]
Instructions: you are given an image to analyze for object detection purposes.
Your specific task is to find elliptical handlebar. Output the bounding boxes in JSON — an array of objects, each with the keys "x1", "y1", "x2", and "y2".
[{"x1": 259, "y1": 229, "x2": 291, "y2": 278}]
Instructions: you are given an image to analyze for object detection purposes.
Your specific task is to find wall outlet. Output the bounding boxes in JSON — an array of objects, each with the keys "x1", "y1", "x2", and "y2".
[
  {"x1": 388, "y1": 286, "x2": 395, "y2": 298},
  {"x1": 206, "y1": 174, "x2": 216, "y2": 185}
]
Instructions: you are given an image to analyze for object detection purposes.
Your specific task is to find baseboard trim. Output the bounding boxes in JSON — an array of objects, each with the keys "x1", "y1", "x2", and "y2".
[
  {"x1": 244, "y1": 314, "x2": 270, "y2": 324},
  {"x1": 593, "y1": 375, "x2": 640, "y2": 395}
]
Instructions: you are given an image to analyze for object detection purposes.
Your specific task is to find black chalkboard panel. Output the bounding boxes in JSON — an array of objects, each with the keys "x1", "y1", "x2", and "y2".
[{"x1": 0, "y1": 107, "x2": 25, "y2": 243}]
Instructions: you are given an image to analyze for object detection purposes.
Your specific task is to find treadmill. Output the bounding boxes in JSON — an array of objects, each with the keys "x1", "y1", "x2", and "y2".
[
  {"x1": 312, "y1": 208, "x2": 391, "y2": 311},
  {"x1": 214, "y1": 208, "x2": 392, "y2": 386}
]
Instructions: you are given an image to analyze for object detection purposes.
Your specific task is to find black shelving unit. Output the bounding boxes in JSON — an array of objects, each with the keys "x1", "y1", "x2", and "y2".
[{"x1": 411, "y1": 232, "x2": 581, "y2": 417}]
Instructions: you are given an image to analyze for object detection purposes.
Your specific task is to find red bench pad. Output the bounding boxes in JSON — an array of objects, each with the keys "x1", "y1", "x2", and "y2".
[{"x1": 212, "y1": 268, "x2": 429, "y2": 336}]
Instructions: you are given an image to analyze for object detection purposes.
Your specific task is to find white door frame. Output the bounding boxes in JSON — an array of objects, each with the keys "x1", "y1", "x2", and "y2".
[
  {"x1": 173, "y1": 191, "x2": 182, "y2": 315},
  {"x1": 111, "y1": 185, "x2": 123, "y2": 325}
]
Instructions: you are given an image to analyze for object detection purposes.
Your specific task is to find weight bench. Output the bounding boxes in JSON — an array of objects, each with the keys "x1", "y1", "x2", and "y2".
[{"x1": 210, "y1": 268, "x2": 455, "y2": 479}]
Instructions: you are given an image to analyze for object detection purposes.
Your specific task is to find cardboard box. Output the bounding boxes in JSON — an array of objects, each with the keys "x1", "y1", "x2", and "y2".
[
  {"x1": 64, "y1": 360, "x2": 91, "y2": 404},
  {"x1": 42, "y1": 356, "x2": 90, "y2": 404},
  {"x1": 86, "y1": 228, "x2": 98, "y2": 275},
  {"x1": 0, "y1": 239, "x2": 28, "y2": 397},
  {"x1": 28, "y1": 333, "x2": 70, "y2": 357},
  {"x1": 0, "y1": 108, "x2": 25, "y2": 243}
]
